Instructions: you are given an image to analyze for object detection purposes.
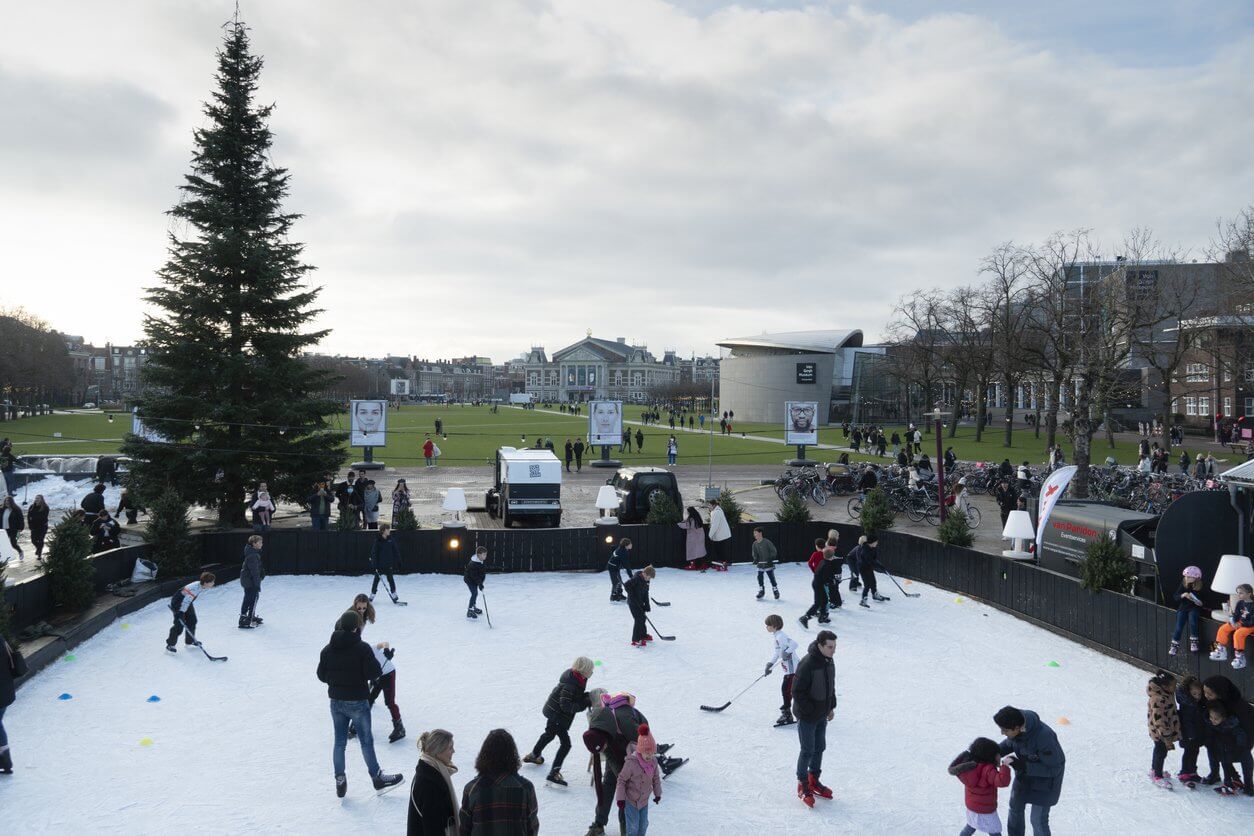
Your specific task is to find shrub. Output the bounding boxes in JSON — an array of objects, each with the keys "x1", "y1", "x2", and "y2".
[
  {"x1": 775, "y1": 493, "x2": 812, "y2": 524},
  {"x1": 144, "y1": 489, "x2": 198, "y2": 576},
  {"x1": 645, "y1": 490, "x2": 682, "y2": 525},
  {"x1": 335, "y1": 506, "x2": 361, "y2": 531},
  {"x1": 717, "y1": 490, "x2": 744, "y2": 526},
  {"x1": 858, "y1": 488, "x2": 895, "y2": 537},
  {"x1": 937, "y1": 509, "x2": 973, "y2": 548},
  {"x1": 41, "y1": 513, "x2": 96, "y2": 612},
  {"x1": 1080, "y1": 532, "x2": 1136, "y2": 594},
  {"x1": 392, "y1": 503, "x2": 419, "y2": 531}
]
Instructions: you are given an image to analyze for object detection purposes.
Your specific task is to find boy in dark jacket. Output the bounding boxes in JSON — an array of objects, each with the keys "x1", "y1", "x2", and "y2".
[
  {"x1": 523, "y1": 656, "x2": 595, "y2": 785},
  {"x1": 792, "y1": 631, "x2": 837, "y2": 806},
  {"x1": 994, "y1": 706, "x2": 1066, "y2": 834},
  {"x1": 1207, "y1": 703, "x2": 1253, "y2": 796},
  {"x1": 166, "y1": 572, "x2": 215, "y2": 652},
  {"x1": 625, "y1": 565, "x2": 655, "y2": 646},
  {"x1": 464, "y1": 546, "x2": 488, "y2": 620},
  {"x1": 607, "y1": 538, "x2": 633, "y2": 602},
  {"x1": 238, "y1": 535, "x2": 265, "y2": 628},
  {"x1": 316, "y1": 610, "x2": 404, "y2": 798},
  {"x1": 1174, "y1": 676, "x2": 1215, "y2": 787},
  {"x1": 369, "y1": 523, "x2": 403, "y2": 604},
  {"x1": 751, "y1": 527, "x2": 779, "y2": 600}
]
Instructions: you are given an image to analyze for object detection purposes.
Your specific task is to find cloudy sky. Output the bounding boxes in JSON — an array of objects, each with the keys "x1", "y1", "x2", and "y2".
[{"x1": 3, "y1": 1, "x2": 1253, "y2": 362}]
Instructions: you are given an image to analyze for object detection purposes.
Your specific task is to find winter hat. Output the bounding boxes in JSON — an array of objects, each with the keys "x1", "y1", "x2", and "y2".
[
  {"x1": 338, "y1": 610, "x2": 362, "y2": 632},
  {"x1": 1182, "y1": 566, "x2": 1203, "y2": 579},
  {"x1": 635, "y1": 724, "x2": 657, "y2": 757}
]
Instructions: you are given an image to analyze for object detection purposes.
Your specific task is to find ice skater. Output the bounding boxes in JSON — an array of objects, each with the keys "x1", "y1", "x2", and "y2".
[
  {"x1": 165, "y1": 572, "x2": 216, "y2": 653},
  {"x1": 625, "y1": 565, "x2": 655, "y2": 647},
  {"x1": 464, "y1": 545, "x2": 487, "y2": 620},
  {"x1": 369, "y1": 638, "x2": 405, "y2": 744},
  {"x1": 793, "y1": 630, "x2": 836, "y2": 807},
  {"x1": 614, "y1": 723, "x2": 662, "y2": 836},
  {"x1": 849, "y1": 535, "x2": 887, "y2": 607},
  {"x1": 799, "y1": 540, "x2": 837, "y2": 628},
  {"x1": 522, "y1": 655, "x2": 595, "y2": 786},
  {"x1": 752, "y1": 527, "x2": 779, "y2": 600},
  {"x1": 764, "y1": 614, "x2": 798, "y2": 727},
  {"x1": 1146, "y1": 669, "x2": 1180, "y2": 789},
  {"x1": 993, "y1": 706, "x2": 1065, "y2": 835},
  {"x1": 947, "y1": 737, "x2": 1012, "y2": 835},
  {"x1": 607, "y1": 538, "x2": 633, "y2": 602},
  {"x1": 238, "y1": 535, "x2": 264, "y2": 629},
  {"x1": 369, "y1": 523, "x2": 404, "y2": 605}
]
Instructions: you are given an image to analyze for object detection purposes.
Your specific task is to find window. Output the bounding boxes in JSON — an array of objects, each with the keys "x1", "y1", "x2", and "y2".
[
  {"x1": 1185, "y1": 397, "x2": 1197, "y2": 416},
  {"x1": 1246, "y1": 398, "x2": 1254, "y2": 417},
  {"x1": 614, "y1": 371, "x2": 623, "y2": 386},
  {"x1": 1186, "y1": 363, "x2": 1210, "y2": 383},
  {"x1": 1171, "y1": 399, "x2": 1178, "y2": 413},
  {"x1": 1225, "y1": 397, "x2": 1232, "y2": 416},
  {"x1": 1199, "y1": 397, "x2": 1210, "y2": 416},
  {"x1": 1245, "y1": 366, "x2": 1254, "y2": 383}
]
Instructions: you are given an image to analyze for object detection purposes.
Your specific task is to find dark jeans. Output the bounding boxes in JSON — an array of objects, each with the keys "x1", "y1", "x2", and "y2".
[
  {"x1": 860, "y1": 566, "x2": 878, "y2": 599},
  {"x1": 372, "y1": 572, "x2": 396, "y2": 595},
  {"x1": 804, "y1": 582, "x2": 827, "y2": 620},
  {"x1": 30, "y1": 526, "x2": 47, "y2": 556},
  {"x1": 1219, "y1": 749, "x2": 1254, "y2": 787},
  {"x1": 166, "y1": 605, "x2": 197, "y2": 646},
  {"x1": 630, "y1": 604, "x2": 647, "y2": 642},
  {"x1": 757, "y1": 569, "x2": 777, "y2": 589},
  {"x1": 594, "y1": 755, "x2": 626, "y2": 829},
  {"x1": 781, "y1": 673, "x2": 794, "y2": 712},
  {"x1": 1152, "y1": 739, "x2": 1168, "y2": 776},
  {"x1": 1182, "y1": 741, "x2": 1218, "y2": 776},
  {"x1": 1172, "y1": 608, "x2": 1199, "y2": 641},
  {"x1": 0, "y1": 703, "x2": 7, "y2": 749},
  {"x1": 796, "y1": 717, "x2": 827, "y2": 780},
  {"x1": 5, "y1": 529, "x2": 20, "y2": 555},
  {"x1": 330, "y1": 699, "x2": 380, "y2": 778},
  {"x1": 609, "y1": 567, "x2": 624, "y2": 598},
  {"x1": 310, "y1": 513, "x2": 328, "y2": 530},
  {"x1": 531, "y1": 717, "x2": 572, "y2": 770},
  {"x1": 240, "y1": 587, "x2": 259, "y2": 620},
  {"x1": 1006, "y1": 800, "x2": 1051, "y2": 836}
]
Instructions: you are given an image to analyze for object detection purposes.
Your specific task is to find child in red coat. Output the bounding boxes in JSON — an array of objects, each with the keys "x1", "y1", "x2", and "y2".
[{"x1": 948, "y1": 737, "x2": 1012, "y2": 835}]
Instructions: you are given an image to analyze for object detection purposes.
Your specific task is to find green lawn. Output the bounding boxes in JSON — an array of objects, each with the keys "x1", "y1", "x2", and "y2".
[{"x1": 1, "y1": 405, "x2": 809, "y2": 468}]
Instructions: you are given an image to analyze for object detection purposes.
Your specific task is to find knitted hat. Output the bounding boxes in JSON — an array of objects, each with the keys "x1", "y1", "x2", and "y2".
[
  {"x1": 338, "y1": 610, "x2": 362, "y2": 632},
  {"x1": 635, "y1": 723, "x2": 656, "y2": 757}
]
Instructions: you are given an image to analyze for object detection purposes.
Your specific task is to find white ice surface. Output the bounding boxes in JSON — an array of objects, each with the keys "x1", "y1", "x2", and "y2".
[
  {"x1": 2, "y1": 564, "x2": 1250, "y2": 834},
  {"x1": 8, "y1": 477, "x2": 123, "y2": 513}
]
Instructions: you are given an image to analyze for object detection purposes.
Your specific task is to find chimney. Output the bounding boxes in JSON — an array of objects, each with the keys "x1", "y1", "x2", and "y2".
[{"x1": 616, "y1": 337, "x2": 626, "y2": 343}]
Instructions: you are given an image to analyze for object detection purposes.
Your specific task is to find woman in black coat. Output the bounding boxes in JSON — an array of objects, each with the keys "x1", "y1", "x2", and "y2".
[
  {"x1": 1, "y1": 636, "x2": 22, "y2": 773},
  {"x1": 26, "y1": 495, "x2": 50, "y2": 559},
  {"x1": 409, "y1": 728, "x2": 459, "y2": 836},
  {"x1": 1, "y1": 496, "x2": 24, "y2": 558}
]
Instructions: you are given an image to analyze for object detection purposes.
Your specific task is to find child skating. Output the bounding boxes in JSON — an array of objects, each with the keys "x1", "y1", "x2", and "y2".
[
  {"x1": 1146, "y1": 669, "x2": 1180, "y2": 789},
  {"x1": 849, "y1": 535, "x2": 887, "y2": 607},
  {"x1": 615, "y1": 723, "x2": 662, "y2": 836},
  {"x1": 1169, "y1": 566, "x2": 1205, "y2": 655},
  {"x1": 522, "y1": 656, "x2": 595, "y2": 787},
  {"x1": 751, "y1": 527, "x2": 779, "y2": 600},
  {"x1": 947, "y1": 737, "x2": 1012, "y2": 835},
  {"x1": 1174, "y1": 675, "x2": 1214, "y2": 788},
  {"x1": 465, "y1": 546, "x2": 487, "y2": 619},
  {"x1": 625, "y1": 565, "x2": 655, "y2": 647},
  {"x1": 764, "y1": 614, "x2": 798, "y2": 727},
  {"x1": 1208, "y1": 582, "x2": 1253, "y2": 669},
  {"x1": 165, "y1": 572, "x2": 215, "y2": 652}
]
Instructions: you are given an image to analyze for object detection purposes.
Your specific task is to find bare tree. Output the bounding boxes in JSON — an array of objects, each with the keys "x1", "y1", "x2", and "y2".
[
  {"x1": 979, "y1": 243, "x2": 1035, "y2": 447},
  {"x1": 884, "y1": 291, "x2": 947, "y2": 428}
]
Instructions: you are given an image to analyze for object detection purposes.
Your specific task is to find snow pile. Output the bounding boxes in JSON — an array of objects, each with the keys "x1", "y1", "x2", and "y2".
[
  {"x1": 4, "y1": 565, "x2": 1249, "y2": 832},
  {"x1": 9, "y1": 477, "x2": 124, "y2": 514}
]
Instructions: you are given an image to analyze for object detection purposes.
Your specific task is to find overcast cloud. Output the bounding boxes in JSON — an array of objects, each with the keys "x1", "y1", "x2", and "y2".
[{"x1": 2, "y1": 1, "x2": 1253, "y2": 361}]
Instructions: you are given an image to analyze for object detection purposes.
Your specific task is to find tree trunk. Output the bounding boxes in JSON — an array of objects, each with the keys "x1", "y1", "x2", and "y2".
[
  {"x1": 1003, "y1": 375, "x2": 1015, "y2": 447},
  {"x1": 1160, "y1": 379, "x2": 1173, "y2": 452},
  {"x1": 1044, "y1": 375, "x2": 1061, "y2": 454},
  {"x1": 974, "y1": 378, "x2": 987, "y2": 442},
  {"x1": 1071, "y1": 375, "x2": 1094, "y2": 499}
]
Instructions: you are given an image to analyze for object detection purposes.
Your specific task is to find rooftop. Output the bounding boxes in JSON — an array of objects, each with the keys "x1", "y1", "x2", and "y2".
[{"x1": 717, "y1": 329, "x2": 863, "y2": 354}]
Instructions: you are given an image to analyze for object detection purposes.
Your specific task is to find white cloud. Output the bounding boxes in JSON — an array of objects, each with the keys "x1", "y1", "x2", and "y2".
[{"x1": 2, "y1": 1, "x2": 1252, "y2": 360}]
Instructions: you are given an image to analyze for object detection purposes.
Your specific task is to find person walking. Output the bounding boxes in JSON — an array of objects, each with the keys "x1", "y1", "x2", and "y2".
[
  {"x1": 574, "y1": 438, "x2": 585, "y2": 471},
  {"x1": 115, "y1": 489, "x2": 142, "y2": 527},
  {"x1": 565, "y1": 438, "x2": 575, "y2": 473},
  {"x1": 1, "y1": 634, "x2": 24, "y2": 774},
  {"x1": 793, "y1": 630, "x2": 837, "y2": 807},
  {"x1": 423, "y1": 434, "x2": 436, "y2": 468},
  {"x1": 752, "y1": 526, "x2": 779, "y2": 600},
  {"x1": 707, "y1": 499, "x2": 732, "y2": 568},
  {"x1": 1, "y1": 497, "x2": 24, "y2": 560},
  {"x1": 308, "y1": 481, "x2": 333, "y2": 530},
  {"x1": 994, "y1": 706, "x2": 1065, "y2": 836},
  {"x1": 238, "y1": 535, "x2": 265, "y2": 629},
  {"x1": 994, "y1": 476, "x2": 1018, "y2": 529},
  {"x1": 0, "y1": 441, "x2": 18, "y2": 496},
  {"x1": 666, "y1": 435, "x2": 678, "y2": 466},
  {"x1": 26, "y1": 495, "x2": 49, "y2": 560},
  {"x1": 522, "y1": 656, "x2": 595, "y2": 786},
  {"x1": 370, "y1": 523, "x2": 403, "y2": 604},
  {"x1": 458, "y1": 729, "x2": 540, "y2": 835},
  {"x1": 635, "y1": 428, "x2": 644, "y2": 452},
  {"x1": 677, "y1": 506, "x2": 706, "y2": 570},
  {"x1": 408, "y1": 729, "x2": 459, "y2": 836},
  {"x1": 316, "y1": 610, "x2": 405, "y2": 798}
]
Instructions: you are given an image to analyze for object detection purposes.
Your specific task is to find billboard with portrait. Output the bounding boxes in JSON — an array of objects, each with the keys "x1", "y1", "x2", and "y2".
[
  {"x1": 588, "y1": 400, "x2": 623, "y2": 446},
  {"x1": 350, "y1": 399, "x2": 388, "y2": 448},
  {"x1": 784, "y1": 401, "x2": 819, "y2": 445},
  {"x1": 130, "y1": 406, "x2": 168, "y2": 443},
  {"x1": 389, "y1": 379, "x2": 410, "y2": 396}
]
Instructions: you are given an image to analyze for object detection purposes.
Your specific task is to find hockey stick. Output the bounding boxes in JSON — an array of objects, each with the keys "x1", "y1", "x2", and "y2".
[
  {"x1": 481, "y1": 590, "x2": 493, "y2": 629},
  {"x1": 645, "y1": 615, "x2": 675, "y2": 641},
  {"x1": 880, "y1": 565, "x2": 920, "y2": 598},
  {"x1": 179, "y1": 626, "x2": 228, "y2": 662},
  {"x1": 699, "y1": 673, "x2": 766, "y2": 712},
  {"x1": 650, "y1": 597, "x2": 671, "y2": 607}
]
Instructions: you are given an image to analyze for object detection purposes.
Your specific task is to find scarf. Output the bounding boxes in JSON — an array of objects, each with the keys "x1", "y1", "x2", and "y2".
[
  {"x1": 635, "y1": 751, "x2": 656, "y2": 776},
  {"x1": 415, "y1": 753, "x2": 460, "y2": 834}
]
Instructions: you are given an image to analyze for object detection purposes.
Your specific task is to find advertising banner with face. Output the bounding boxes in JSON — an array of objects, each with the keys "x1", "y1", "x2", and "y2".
[
  {"x1": 588, "y1": 400, "x2": 623, "y2": 446},
  {"x1": 350, "y1": 399, "x2": 388, "y2": 448},
  {"x1": 784, "y1": 401, "x2": 819, "y2": 445},
  {"x1": 389, "y1": 379, "x2": 410, "y2": 396}
]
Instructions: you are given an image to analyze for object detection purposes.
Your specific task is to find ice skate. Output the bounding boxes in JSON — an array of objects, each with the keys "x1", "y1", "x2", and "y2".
[
  {"x1": 774, "y1": 709, "x2": 796, "y2": 727},
  {"x1": 798, "y1": 615, "x2": 810, "y2": 629},
  {"x1": 335, "y1": 774, "x2": 347, "y2": 798},
  {"x1": 1149, "y1": 771, "x2": 1173, "y2": 790},
  {"x1": 372, "y1": 770, "x2": 404, "y2": 795},
  {"x1": 872, "y1": 592, "x2": 889, "y2": 602},
  {"x1": 1168, "y1": 640, "x2": 1179, "y2": 656},
  {"x1": 798, "y1": 780, "x2": 815, "y2": 808},
  {"x1": 545, "y1": 769, "x2": 567, "y2": 787},
  {"x1": 1189, "y1": 637, "x2": 1199, "y2": 653},
  {"x1": 523, "y1": 752, "x2": 544, "y2": 766},
  {"x1": 756, "y1": 588, "x2": 765, "y2": 600},
  {"x1": 388, "y1": 720, "x2": 406, "y2": 743},
  {"x1": 859, "y1": 600, "x2": 870, "y2": 608},
  {"x1": 467, "y1": 608, "x2": 478, "y2": 619},
  {"x1": 773, "y1": 587, "x2": 780, "y2": 599},
  {"x1": 0, "y1": 747, "x2": 12, "y2": 774},
  {"x1": 808, "y1": 773, "x2": 833, "y2": 799}
]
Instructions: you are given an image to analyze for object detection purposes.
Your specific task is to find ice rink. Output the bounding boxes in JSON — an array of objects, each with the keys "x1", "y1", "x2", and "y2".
[{"x1": 2, "y1": 563, "x2": 1250, "y2": 833}]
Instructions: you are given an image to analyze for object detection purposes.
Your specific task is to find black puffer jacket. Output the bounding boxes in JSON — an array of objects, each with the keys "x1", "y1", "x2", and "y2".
[
  {"x1": 542, "y1": 668, "x2": 591, "y2": 726},
  {"x1": 316, "y1": 629, "x2": 382, "y2": 701},
  {"x1": 792, "y1": 640, "x2": 836, "y2": 723},
  {"x1": 624, "y1": 573, "x2": 651, "y2": 613},
  {"x1": 240, "y1": 545, "x2": 264, "y2": 590},
  {"x1": 371, "y1": 534, "x2": 401, "y2": 572},
  {"x1": 464, "y1": 559, "x2": 486, "y2": 588},
  {"x1": 26, "y1": 502, "x2": 49, "y2": 532},
  {"x1": 80, "y1": 491, "x2": 106, "y2": 515}
]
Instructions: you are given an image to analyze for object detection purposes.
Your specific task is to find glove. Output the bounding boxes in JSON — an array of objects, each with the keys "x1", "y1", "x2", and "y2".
[
  {"x1": 479, "y1": 585, "x2": 484, "y2": 591},
  {"x1": 653, "y1": 796, "x2": 661, "y2": 805},
  {"x1": 383, "y1": 648, "x2": 395, "y2": 660},
  {"x1": 764, "y1": 664, "x2": 773, "y2": 676},
  {"x1": 617, "y1": 800, "x2": 625, "y2": 810}
]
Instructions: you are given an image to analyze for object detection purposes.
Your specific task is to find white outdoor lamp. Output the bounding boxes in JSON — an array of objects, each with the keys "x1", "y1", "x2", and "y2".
[
  {"x1": 442, "y1": 487, "x2": 468, "y2": 528},
  {"x1": 1210, "y1": 554, "x2": 1254, "y2": 620},
  {"x1": 1001, "y1": 510, "x2": 1035, "y2": 561},
  {"x1": 595, "y1": 485, "x2": 620, "y2": 526}
]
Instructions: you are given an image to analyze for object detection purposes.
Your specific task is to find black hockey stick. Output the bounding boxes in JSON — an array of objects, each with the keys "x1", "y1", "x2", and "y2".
[
  {"x1": 645, "y1": 615, "x2": 674, "y2": 641},
  {"x1": 482, "y1": 590, "x2": 493, "y2": 629},
  {"x1": 700, "y1": 673, "x2": 765, "y2": 712},
  {"x1": 880, "y1": 565, "x2": 920, "y2": 598},
  {"x1": 650, "y1": 597, "x2": 671, "y2": 607},
  {"x1": 180, "y1": 627, "x2": 228, "y2": 662}
]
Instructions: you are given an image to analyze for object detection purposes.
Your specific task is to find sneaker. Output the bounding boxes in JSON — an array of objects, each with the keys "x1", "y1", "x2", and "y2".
[
  {"x1": 1168, "y1": 640, "x2": 1179, "y2": 656},
  {"x1": 335, "y1": 774, "x2": 347, "y2": 798},
  {"x1": 546, "y1": 770, "x2": 567, "y2": 786},
  {"x1": 1189, "y1": 637, "x2": 1199, "y2": 653},
  {"x1": 808, "y1": 773, "x2": 834, "y2": 799},
  {"x1": 1234, "y1": 652, "x2": 1247, "y2": 670},
  {"x1": 773, "y1": 588, "x2": 780, "y2": 599},
  {"x1": 756, "y1": 588, "x2": 765, "y2": 600},
  {"x1": 1210, "y1": 645, "x2": 1229, "y2": 662},
  {"x1": 523, "y1": 753, "x2": 545, "y2": 766},
  {"x1": 372, "y1": 771, "x2": 404, "y2": 794},
  {"x1": 798, "y1": 780, "x2": 815, "y2": 808}
]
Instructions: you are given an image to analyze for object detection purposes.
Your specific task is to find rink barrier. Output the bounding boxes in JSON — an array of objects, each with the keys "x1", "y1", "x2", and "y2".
[{"x1": 874, "y1": 531, "x2": 1254, "y2": 692}]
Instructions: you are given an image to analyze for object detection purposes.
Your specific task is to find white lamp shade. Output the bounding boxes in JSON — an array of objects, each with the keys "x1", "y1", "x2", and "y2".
[
  {"x1": 442, "y1": 488, "x2": 468, "y2": 513},
  {"x1": 596, "y1": 485, "x2": 620, "y2": 511},
  {"x1": 1211, "y1": 554, "x2": 1254, "y2": 594},
  {"x1": 1002, "y1": 510, "x2": 1035, "y2": 541}
]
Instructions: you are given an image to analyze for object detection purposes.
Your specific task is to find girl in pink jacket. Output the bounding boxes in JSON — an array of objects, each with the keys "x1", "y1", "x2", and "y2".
[{"x1": 615, "y1": 723, "x2": 662, "y2": 836}]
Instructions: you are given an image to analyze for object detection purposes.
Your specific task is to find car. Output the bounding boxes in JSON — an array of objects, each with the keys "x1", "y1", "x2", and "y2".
[
  {"x1": 607, "y1": 467, "x2": 683, "y2": 523},
  {"x1": 82, "y1": 402, "x2": 97, "y2": 409}
]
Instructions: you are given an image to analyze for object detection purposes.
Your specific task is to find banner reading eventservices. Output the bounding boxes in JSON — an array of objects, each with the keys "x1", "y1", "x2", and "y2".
[{"x1": 1036, "y1": 465, "x2": 1078, "y2": 550}]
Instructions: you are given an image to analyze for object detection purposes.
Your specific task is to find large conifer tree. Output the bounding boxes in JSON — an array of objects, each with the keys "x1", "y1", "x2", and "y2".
[{"x1": 124, "y1": 18, "x2": 345, "y2": 525}]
